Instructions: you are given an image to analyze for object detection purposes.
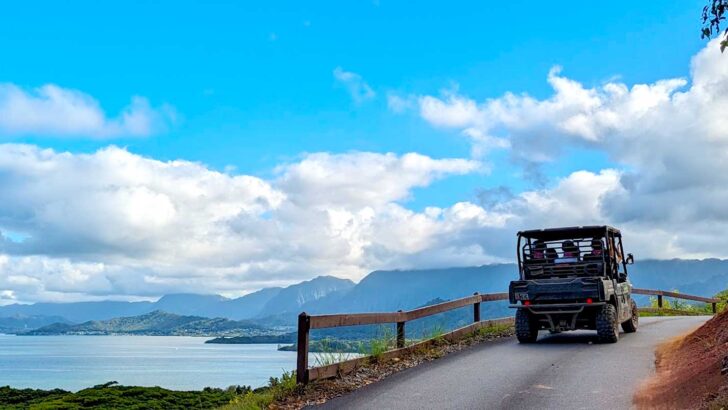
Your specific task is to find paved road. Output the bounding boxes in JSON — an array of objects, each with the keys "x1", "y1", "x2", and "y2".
[{"x1": 317, "y1": 316, "x2": 708, "y2": 410}]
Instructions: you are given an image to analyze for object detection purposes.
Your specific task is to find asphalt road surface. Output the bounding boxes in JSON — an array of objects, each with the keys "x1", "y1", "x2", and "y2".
[{"x1": 317, "y1": 316, "x2": 709, "y2": 410}]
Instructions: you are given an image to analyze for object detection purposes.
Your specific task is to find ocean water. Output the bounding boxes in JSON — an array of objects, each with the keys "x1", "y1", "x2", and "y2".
[{"x1": 0, "y1": 334, "x2": 304, "y2": 391}]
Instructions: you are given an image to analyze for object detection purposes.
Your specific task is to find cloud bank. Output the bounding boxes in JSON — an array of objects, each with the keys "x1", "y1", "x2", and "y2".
[{"x1": 0, "y1": 146, "x2": 487, "y2": 303}]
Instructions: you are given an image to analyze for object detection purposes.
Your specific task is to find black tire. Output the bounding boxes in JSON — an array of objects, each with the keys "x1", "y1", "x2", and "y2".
[
  {"x1": 621, "y1": 299, "x2": 638, "y2": 333},
  {"x1": 596, "y1": 304, "x2": 619, "y2": 343},
  {"x1": 515, "y1": 309, "x2": 538, "y2": 343}
]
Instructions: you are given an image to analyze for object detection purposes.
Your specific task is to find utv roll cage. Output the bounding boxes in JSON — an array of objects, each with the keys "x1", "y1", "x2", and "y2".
[{"x1": 516, "y1": 225, "x2": 633, "y2": 281}]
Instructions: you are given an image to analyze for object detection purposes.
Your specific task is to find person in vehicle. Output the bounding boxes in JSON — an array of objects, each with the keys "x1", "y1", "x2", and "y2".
[
  {"x1": 545, "y1": 247, "x2": 558, "y2": 263},
  {"x1": 561, "y1": 240, "x2": 580, "y2": 259},
  {"x1": 585, "y1": 238, "x2": 603, "y2": 259},
  {"x1": 531, "y1": 240, "x2": 546, "y2": 260}
]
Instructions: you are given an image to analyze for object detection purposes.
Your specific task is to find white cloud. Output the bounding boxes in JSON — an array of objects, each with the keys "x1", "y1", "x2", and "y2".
[
  {"x1": 0, "y1": 145, "x2": 485, "y2": 303},
  {"x1": 276, "y1": 151, "x2": 479, "y2": 208},
  {"x1": 0, "y1": 83, "x2": 174, "y2": 138},
  {"x1": 408, "y1": 39, "x2": 728, "y2": 259},
  {"x1": 333, "y1": 67, "x2": 376, "y2": 103}
]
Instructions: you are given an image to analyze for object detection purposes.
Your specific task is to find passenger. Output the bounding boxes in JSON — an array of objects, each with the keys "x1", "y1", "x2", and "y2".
[
  {"x1": 584, "y1": 238, "x2": 604, "y2": 261},
  {"x1": 590, "y1": 238, "x2": 603, "y2": 257},
  {"x1": 562, "y1": 240, "x2": 579, "y2": 259},
  {"x1": 545, "y1": 248, "x2": 558, "y2": 263},
  {"x1": 532, "y1": 241, "x2": 546, "y2": 260}
]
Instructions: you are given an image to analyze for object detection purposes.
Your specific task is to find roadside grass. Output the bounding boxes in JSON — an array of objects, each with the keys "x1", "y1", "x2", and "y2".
[
  {"x1": 220, "y1": 371, "x2": 299, "y2": 410},
  {"x1": 312, "y1": 338, "x2": 351, "y2": 367},
  {"x1": 639, "y1": 309, "x2": 709, "y2": 317},
  {"x1": 361, "y1": 327, "x2": 395, "y2": 362},
  {"x1": 476, "y1": 322, "x2": 514, "y2": 337},
  {"x1": 640, "y1": 289, "x2": 727, "y2": 316},
  {"x1": 424, "y1": 324, "x2": 447, "y2": 346}
]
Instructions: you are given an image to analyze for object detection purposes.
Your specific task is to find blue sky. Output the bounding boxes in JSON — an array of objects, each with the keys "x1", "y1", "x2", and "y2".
[
  {"x1": 3, "y1": 0, "x2": 727, "y2": 302},
  {"x1": 0, "y1": 1, "x2": 706, "y2": 205}
]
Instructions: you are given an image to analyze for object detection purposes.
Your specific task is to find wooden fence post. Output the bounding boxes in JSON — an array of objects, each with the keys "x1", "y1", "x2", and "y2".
[
  {"x1": 473, "y1": 292, "x2": 481, "y2": 323},
  {"x1": 657, "y1": 295, "x2": 663, "y2": 308},
  {"x1": 396, "y1": 310, "x2": 405, "y2": 349},
  {"x1": 296, "y1": 312, "x2": 310, "y2": 385}
]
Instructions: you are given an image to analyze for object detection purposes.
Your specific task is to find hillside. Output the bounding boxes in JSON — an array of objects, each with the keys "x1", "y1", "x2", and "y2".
[
  {"x1": 255, "y1": 276, "x2": 355, "y2": 318},
  {"x1": 0, "y1": 300, "x2": 154, "y2": 323},
  {"x1": 0, "y1": 314, "x2": 73, "y2": 333},
  {"x1": 22, "y1": 311, "x2": 272, "y2": 337},
  {"x1": 306, "y1": 265, "x2": 514, "y2": 314},
  {"x1": 635, "y1": 308, "x2": 728, "y2": 409}
]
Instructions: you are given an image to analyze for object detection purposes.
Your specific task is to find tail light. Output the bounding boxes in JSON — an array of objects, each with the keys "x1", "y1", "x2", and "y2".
[
  {"x1": 586, "y1": 298, "x2": 593, "y2": 304},
  {"x1": 523, "y1": 300, "x2": 531, "y2": 306}
]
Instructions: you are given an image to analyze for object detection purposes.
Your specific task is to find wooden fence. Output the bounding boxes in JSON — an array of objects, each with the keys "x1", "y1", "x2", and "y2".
[
  {"x1": 296, "y1": 289, "x2": 720, "y2": 384},
  {"x1": 632, "y1": 288, "x2": 719, "y2": 313}
]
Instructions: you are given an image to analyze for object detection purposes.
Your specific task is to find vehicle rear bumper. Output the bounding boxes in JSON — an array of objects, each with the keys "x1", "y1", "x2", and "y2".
[{"x1": 510, "y1": 302, "x2": 606, "y2": 331}]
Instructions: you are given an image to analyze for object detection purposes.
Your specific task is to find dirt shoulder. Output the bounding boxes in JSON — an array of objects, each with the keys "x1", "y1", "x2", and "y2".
[
  {"x1": 271, "y1": 324, "x2": 514, "y2": 409},
  {"x1": 634, "y1": 310, "x2": 728, "y2": 410}
]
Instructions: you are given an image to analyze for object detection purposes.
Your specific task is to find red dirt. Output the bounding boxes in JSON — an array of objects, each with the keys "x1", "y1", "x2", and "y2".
[{"x1": 634, "y1": 311, "x2": 728, "y2": 410}]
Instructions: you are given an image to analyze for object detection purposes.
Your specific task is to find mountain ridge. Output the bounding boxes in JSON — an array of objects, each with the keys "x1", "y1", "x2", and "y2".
[
  {"x1": 22, "y1": 310, "x2": 270, "y2": 337},
  {"x1": 2, "y1": 259, "x2": 727, "y2": 332}
]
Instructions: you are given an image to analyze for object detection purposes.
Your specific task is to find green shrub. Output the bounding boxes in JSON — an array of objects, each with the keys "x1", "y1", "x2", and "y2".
[{"x1": 0, "y1": 384, "x2": 238, "y2": 409}]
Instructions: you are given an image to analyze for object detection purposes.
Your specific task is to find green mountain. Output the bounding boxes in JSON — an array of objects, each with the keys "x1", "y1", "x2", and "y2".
[{"x1": 22, "y1": 310, "x2": 273, "y2": 337}]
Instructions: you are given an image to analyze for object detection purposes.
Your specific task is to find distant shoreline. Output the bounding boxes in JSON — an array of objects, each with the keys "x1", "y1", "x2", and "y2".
[{"x1": 205, "y1": 333, "x2": 295, "y2": 344}]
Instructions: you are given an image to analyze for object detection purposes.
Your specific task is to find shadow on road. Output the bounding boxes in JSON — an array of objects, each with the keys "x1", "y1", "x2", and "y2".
[{"x1": 534, "y1": 331, "x2": 618, "y2": 344}]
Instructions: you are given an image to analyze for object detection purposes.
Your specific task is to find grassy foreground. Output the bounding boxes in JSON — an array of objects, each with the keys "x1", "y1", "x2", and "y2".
[
  {"x1": 0, "y1": 383, "x2": 240, "y2": 409},
  {"x1": 0, "y1": 376, "x2": 298, "y2": 410}
]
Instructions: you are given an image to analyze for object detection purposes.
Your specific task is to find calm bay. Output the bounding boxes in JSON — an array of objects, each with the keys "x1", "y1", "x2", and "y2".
[{"x1": 0, "y1": 334, "x2": 299, "y2": 391}]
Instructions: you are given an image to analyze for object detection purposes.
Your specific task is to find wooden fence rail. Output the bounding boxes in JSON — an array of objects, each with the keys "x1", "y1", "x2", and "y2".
[
  {"x1": 296, "y1": 288, "x2": 719, "y2": 384},
  {"x1": 632, "y1": 288, "x2": 720, "y2": 312}
]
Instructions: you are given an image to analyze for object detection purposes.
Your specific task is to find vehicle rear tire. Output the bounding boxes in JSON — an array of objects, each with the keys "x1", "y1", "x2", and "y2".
[
  {"x1": 596, "y1": 304, "x2": 619, "y2": 343},
  {"x1": 621, "y1": 300, "x2": 638, "y2": 333},
  {"x1": 515, "y1": 309, "x2": 538, "y2": 343}
]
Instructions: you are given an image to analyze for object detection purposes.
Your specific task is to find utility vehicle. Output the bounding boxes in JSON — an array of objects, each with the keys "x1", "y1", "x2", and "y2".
[{"x1": 508, "y1": 226, "x2": 638, "y2": 343}]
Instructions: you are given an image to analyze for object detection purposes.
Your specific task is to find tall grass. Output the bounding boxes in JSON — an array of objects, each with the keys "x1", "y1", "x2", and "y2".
[
  {"x1": 220, "y1": 371, "x2": 299, "y2": 410},
  {"x1": 359, "y1": 326, "x2": 395, "y2": 361},
  {"x1": 424, "y1": 324, "x2": 446, "y2": 340},
  {"x1": 312, "y1": 338, "x2": 350, "y2": 367}
]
